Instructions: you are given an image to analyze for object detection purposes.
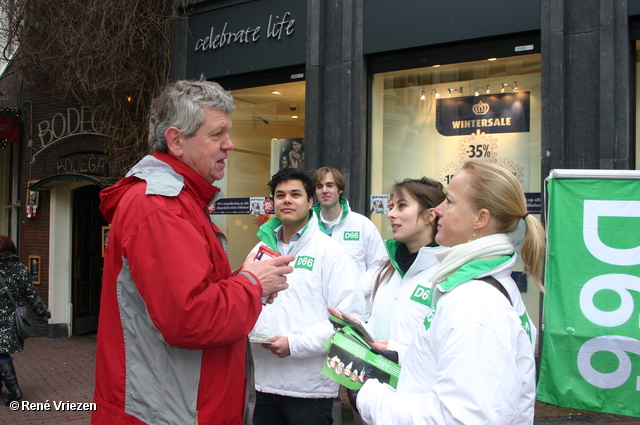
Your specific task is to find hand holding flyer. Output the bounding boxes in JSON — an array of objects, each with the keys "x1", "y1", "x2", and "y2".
[
  {"x1": 255, "y1": 245, "x2": 284, "y2": 262},
  {"x1": 336, "y1": 310, "x2": 374, "y2": 344},
  {"x1": 322, "y1": 313, "x2": 400, "y2": 390},
  {"x1": 254, "y1": 245, "x2": 290, "y2": 304},
  {"x1": 249, "y1": 335, "x2": 274, "y2": 344}
]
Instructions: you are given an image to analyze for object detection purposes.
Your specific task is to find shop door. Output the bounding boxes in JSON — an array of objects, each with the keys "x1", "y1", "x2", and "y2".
[{"x1": 72, "y1": 185, "x2": 107, "y2": 335}]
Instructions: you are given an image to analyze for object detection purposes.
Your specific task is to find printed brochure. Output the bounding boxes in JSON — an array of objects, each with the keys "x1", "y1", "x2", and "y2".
[
  {"x1": 254, "y1": 244, "x2": 289, "y2": 304},
  {"x1": 322, "y1": 315, "x2": 401, "y2": 390}
]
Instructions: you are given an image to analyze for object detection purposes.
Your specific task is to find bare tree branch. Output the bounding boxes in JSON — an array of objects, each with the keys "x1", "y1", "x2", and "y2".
[{"x1": 0, "y1": 0, "x2": 183, "y2": 178}]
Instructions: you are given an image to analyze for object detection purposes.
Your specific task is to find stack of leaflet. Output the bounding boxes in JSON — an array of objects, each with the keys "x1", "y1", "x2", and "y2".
[{"x1": 322, "y1": 312, "x2": 400, "y2": 390}]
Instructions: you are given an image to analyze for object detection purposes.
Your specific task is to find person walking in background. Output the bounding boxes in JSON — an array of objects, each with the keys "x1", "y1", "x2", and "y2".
[
  {"x1": 250, "y1": 167, "x2": 365, "y2": 425},
  {"x1": 92, "y1": 80, "x2": 294, "y2": 425},
  {"x1": 0, "y1": 235, "x2": 51, "y2": 406},
  {"x1": 355, "y1": 161, "x2": 545, "y2": 424}
]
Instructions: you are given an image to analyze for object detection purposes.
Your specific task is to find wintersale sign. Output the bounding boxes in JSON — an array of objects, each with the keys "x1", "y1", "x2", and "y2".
[{"x1": 537, "y1": 173, "x2": 640, "y2": 417}]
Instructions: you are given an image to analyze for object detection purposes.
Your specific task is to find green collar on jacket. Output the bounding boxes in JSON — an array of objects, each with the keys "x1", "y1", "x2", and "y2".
[
  {"x1": 256, "y1": 212, "x2": 313, "y2": 254},
  {"x1": 310, "y1": 198, "x2": 350, "y2": 234},
  {"x1": 437, "y1": 254, "x2": 514, "y2": 293},
  {"x1": 383, "y1": 239, "x2": 404, "y2": 277}
]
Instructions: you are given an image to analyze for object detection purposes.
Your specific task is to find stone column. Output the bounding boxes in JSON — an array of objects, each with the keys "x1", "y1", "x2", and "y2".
[
  {"x1": 541, "y1": 0, "x2": 633, "y2": 180},
  {"x1": 305, "y1": 0, "x2": 368, "y2": 213}
]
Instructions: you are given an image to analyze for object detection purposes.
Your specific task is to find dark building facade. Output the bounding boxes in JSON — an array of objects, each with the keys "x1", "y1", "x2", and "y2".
[
  {"x1": 169, "y1": 0, "x2": 640, "y2": 337},
  {"x1": 0, "y1": 67, "x2": 111, "y2": 338},
  {"x1": 1, "y1": 0, "x2": 638, "y2": 338}
]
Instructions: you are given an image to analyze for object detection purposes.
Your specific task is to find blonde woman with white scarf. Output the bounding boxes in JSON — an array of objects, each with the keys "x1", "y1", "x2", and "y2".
[{"x1": 354, "y1": 161, "x2": 545, "y2": 425}]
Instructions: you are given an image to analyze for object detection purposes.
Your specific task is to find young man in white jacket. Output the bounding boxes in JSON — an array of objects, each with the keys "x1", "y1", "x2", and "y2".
[
  {"x1": 312, "y1": 167, "x2": 385, "y2": 276},
  {"x1": 312, "y1": 166, "x2": 386, "y2": 425},
  {"x1": 250, "y1": 167, "x2": 366, "y2": 425},
  {"x1": 312, "y1": 166, "x2": 386, "y2": 319}
]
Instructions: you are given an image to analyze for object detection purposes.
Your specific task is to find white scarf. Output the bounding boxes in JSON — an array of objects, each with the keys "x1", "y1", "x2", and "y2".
[{"x1": 432, "y1": 233, "x2": 514, "y2": 285}]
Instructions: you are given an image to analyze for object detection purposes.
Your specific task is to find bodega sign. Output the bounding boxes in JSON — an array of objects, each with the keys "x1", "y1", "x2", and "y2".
[
  {"x1": 32, "y1": 107, "x2": 107, "y2": 164},
  {"x1": 538, "y1": 172, "x2": 640, "y2": 417}
]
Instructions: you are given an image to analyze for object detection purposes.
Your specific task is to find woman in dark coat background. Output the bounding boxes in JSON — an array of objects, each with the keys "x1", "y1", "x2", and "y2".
[{"x1": 0, "y1": 235, "x2": 51, "y2": 405}]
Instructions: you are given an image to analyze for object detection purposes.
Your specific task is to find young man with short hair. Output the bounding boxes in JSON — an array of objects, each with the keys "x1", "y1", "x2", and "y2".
[
  {"x1": 249, "y1": 167, "x2": 365, "y2": 425},
  {"x1": 312, "y1": 167, "x2": 386, "y2": 276},
  {"x1": 312, "y1": 167, "x2": 386, "y2": 424}
]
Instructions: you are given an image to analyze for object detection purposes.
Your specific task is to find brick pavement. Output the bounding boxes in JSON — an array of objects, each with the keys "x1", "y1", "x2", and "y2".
[
  {"x1": 1, "y1": 336, "x2": 638, "y2": 424},
  {"x1": 0, "y1": 337, "x2": 96, "y2": 424}
]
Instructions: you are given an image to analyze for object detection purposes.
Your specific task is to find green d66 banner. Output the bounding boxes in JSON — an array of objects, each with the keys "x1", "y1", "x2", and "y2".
[{"x1": 537, "y1": 177, "x2": 640, "y2": 417}]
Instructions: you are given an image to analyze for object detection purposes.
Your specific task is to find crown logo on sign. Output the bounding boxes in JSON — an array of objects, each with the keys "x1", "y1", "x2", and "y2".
[{"x1": 472, "y1": 101, "x2": 490, "y2": 115}]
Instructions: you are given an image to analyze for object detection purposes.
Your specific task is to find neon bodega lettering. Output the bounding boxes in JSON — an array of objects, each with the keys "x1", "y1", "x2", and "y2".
[
  {"x1": 37, "y1": 107, "x2": 99, "y2": 148},
  {"x1": 56, "y1": 154, "x2": 107, "y2": 176}
]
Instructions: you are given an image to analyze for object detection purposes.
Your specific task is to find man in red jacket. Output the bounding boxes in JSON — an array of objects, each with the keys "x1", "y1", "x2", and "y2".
[{"x1": 92, "y1": 80, "x2": 294, "y2": 425}]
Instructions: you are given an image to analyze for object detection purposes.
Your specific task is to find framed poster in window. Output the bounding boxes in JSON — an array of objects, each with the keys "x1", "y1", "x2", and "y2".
[
  {"x1": 28, "y1": 255, "x2": 41, "y2": 285},
  {"x1": 27, "y1": 180, "x2": 39, "y2": 218},
  {"x1": 102, "y1": 226, "x2": 110, "y2": 257}
]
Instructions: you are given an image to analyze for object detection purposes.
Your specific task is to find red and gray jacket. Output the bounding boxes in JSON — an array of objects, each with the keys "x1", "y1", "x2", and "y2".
[{"x1": 92, "y1": 151, "x2": 262, "y2": 425}]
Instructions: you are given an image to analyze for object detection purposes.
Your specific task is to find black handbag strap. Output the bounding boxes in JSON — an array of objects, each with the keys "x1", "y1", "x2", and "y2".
[
  {"x1": 478, "y1": 275, "x2": 513, "y2": 306},
  {"x1": 0, "y1": 274, "x2": 18, "y2": 309}
]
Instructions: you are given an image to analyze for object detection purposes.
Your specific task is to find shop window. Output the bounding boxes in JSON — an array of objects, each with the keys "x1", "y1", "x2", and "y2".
[
  {"x1": 213, "y1": 81, "x2": 305, "y2": 269},
  {"x1": 370, "y1": 54, "x2": 542, "y2": 327},
  {"x1": 370, "y1": 53, "x2": 541, "y2": 238}
]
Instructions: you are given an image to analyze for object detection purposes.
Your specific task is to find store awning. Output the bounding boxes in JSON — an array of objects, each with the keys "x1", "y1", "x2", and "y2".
[{"x1": 28, "y1": 174, "x2": 115, "y2": 191}]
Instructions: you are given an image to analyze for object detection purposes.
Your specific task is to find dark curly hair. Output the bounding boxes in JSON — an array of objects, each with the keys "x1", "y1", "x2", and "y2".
[
  {"x1": 268, "y1": 167, "x2": 315, "y2": 201},
  {"x1": 0, "y1": 235, "x2": 17, "y2": 256}
]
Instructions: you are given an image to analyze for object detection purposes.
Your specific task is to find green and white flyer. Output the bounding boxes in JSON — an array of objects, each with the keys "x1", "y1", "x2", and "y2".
[{"x1": 322, "y1": 315, "x2": 400, "y2": 390}]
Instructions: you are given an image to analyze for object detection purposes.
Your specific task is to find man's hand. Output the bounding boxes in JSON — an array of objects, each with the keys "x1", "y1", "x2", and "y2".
[
  {"x1": 261, "y1": 335, "x2": 291, "y2": 357},
  {"x1": 242, "y1": 253, "x2": 295, "y2": 297}
]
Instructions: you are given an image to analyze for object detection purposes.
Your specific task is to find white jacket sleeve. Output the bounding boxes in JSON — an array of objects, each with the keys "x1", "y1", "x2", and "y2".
[
  {"x1": 325, "y1": 245, "x2": 366, "y2": 321},
  {"x1": 386, "y1": 340, "x2": 409, "y2": 365},
  {"x1": 358, "y1": 379, "x2": 426, "y2": 425},
  {"x1": 288, "y1": 243, "x2": 366, "y2": 359},
  {"x1": 360, "y1": 264, "x2": 380, "y2": 322},
  {"x1": 288, "y1": 320, "x2": 335, "y2": 359},
  {"x1": 357, "y1": 320, "x2": 531, "y2": 424},
  {"x1": 364, "y1": 221, "x2": 386, "y2": 273}
]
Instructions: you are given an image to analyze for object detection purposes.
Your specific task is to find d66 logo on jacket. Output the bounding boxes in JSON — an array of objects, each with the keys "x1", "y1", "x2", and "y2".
[{"x1": 295, "y1": 256, "x2": 315, "y2": 271}]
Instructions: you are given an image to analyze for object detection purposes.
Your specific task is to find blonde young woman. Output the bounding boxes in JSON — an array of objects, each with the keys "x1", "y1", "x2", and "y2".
[{"x1": 355, "y1": 161, "x2": 545, "y2": 425}]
